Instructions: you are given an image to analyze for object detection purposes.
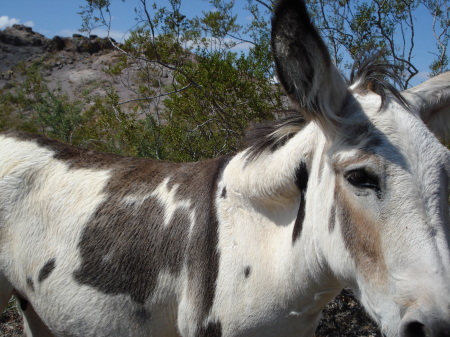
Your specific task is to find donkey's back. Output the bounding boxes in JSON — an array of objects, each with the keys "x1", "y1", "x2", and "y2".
[{"x1": 0, "y1": 131, "x2": 227, "y2": 336}]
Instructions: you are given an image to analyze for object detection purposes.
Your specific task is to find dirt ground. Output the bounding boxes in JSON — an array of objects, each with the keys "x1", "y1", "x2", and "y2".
[{"x1": 0, "y1": 299, "x2": 22, "y2": 337}]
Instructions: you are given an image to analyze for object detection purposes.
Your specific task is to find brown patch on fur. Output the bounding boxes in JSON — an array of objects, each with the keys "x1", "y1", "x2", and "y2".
[
  {"x1": 221, "y1": 187, "x2": 227, "y2": 198},
  {"x1": 244, "y1": 266, "x2": 251, "y2": 279},
  {"x1": 26, "y1": 277, "x2": 34, "y2": 292},
  {"x1": 329, "y1": 204, "x2": 336, "y2": 232},
  {"x1": 292, "y1": 162, "x2": 308, "y2": 242},
  {"x1": 335, "y1": 178, "x2": 387, "y2": 283},
  {"x1": 4, "y1": 131, "x2": 228, "y2": 328},
  {"x1": 292, "y1": 199, "x2": 305, "y2": 243},
  {"x1": 38, "y1": 259, "x2": 56, "y2": 283},
  {"x1": 318, "y1": 154, "x2": 325, "y2": 184},
  {"x1": 177, "y1": 158, "x2": 229, "y2": 325},
  {"x1": 72, "y1": 155, "x2": 228, "y2": 308}
]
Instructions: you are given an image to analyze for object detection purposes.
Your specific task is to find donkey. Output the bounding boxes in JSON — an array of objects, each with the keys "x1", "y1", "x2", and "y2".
[{"x1": 0, "y1": 0, "x2": 449, "y2": 336}]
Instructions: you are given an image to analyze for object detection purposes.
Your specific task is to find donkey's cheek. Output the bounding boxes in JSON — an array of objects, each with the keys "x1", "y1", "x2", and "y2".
[{"x1": 335, "y1": 180, "x2": 387, "y2": 284}]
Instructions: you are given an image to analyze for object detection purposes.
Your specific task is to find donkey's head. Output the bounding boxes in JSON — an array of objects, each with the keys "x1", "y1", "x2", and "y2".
[{"x1": 271, "y1": 0, "x2": 450, "y2": 336}]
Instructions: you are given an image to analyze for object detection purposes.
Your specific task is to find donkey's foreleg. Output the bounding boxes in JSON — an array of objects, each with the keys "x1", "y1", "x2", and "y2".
[
  {"x1": 0, "y1": 273, "x2": 13, "y2": 313},
  {"x1": 0, "y1": 272, "x2": 53, "y2": 337},
  {"x1": 16, "y1": 298, "x2": 54, "y2": 337}
]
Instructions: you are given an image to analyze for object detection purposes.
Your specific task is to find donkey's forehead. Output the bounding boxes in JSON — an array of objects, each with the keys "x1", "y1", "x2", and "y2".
[
  {"x1": 333, "y1": 92, "x2": 449, "y2": 169},
  {"x1": 334, "y1": 94, "x2": 397, "y2": 153}
]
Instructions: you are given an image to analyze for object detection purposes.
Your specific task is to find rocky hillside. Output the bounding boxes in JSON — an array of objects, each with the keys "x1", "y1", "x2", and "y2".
[
  {"x1": 0, "y1": 24, "x2": 119, "y2": 81},
  {"x1": 0, "y1": 25, "x2": 383, "y2": 336},
  {"x1": 0, "y1": 24, "x2": 123, "y2": 97},
  {"x1": 0, "y1": 24, "x2": 174, "y2": 112}
]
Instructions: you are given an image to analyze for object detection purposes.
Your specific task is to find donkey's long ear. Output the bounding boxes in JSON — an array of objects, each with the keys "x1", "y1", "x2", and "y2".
[
  {"x1": 403, "y1": 72, "x2": 450, "y2": 142},
  {"x1": 271, "y1": 0, "x2": 348, "y2": 126}
]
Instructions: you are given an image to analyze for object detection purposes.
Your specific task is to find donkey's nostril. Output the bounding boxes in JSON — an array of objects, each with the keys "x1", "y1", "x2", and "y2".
[
  {"x1": 403, "y1": 321, "x2": 428, "y2": 337},
  {"x1": 401, "y1": 317, "x2": 450, "y2": 337}
]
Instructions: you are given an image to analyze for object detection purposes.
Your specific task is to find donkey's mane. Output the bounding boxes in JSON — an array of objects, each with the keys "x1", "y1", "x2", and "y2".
[
  {"x1": 244, "y1": 57, "x2": 408, "y2": 160},
  {"x1": 349, "y1": 55, "x2": 409, "y2": 109},
  {"x1": 243, "y1": 114, "x2": 306, "y2": 160}
]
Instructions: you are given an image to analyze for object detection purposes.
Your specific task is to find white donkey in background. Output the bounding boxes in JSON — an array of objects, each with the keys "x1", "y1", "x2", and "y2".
[{"x1": 0, "y1": 0, "x2": 449, "y2": 336}]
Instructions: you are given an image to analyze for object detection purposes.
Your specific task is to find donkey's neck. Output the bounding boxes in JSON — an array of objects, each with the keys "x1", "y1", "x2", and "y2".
[
  {"x1": 212, "y1": 123, "x2": 342, "y2": 335},
  {"x1": 214, "y1": 181, "x2": 341, "y2": 335},
  {"x1": 224, "y1": 123, "x2": 319, "y2": 205}
]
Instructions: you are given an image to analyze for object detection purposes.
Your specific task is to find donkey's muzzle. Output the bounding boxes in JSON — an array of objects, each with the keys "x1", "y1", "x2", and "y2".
[{"x1": 400, "y1": 313, "x2": 450, "y2": 337}]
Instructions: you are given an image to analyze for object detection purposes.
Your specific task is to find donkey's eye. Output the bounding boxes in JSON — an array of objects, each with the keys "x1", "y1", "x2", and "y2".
[{"x1": 345, "y1": 169, "x2": 379, "y2": 190}]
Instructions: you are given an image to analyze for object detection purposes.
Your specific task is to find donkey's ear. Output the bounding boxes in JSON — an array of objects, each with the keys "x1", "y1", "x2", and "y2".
[
  {"x1": 271, "y1": 0, "x2": 348, "y2": 126},
  {"x1": 403, "y1": 72, "x2": 450, "y2": 142}
]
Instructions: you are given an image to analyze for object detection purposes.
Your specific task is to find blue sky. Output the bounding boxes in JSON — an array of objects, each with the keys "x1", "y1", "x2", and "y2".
[
  {"x1": 0, "y1": 0, "x2": 447, "y2": 86},
  {"x1": 0, "y1": 0, "x2": 223, "y2": 41},
  {"x1": 1, "y1": 0, "x2": 145, "y2": 41}
]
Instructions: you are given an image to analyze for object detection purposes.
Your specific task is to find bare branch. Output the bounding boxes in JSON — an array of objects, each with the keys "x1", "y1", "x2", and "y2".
[
  {"x1": 118, "y1": 83, "x2": 195, "y2": 105},
  {"x1": 255, "y1": 0, "x2": 272, "y2": 11},
  {"x1": 373, "y1": 0, "x2": 418, "y2": 88},
  {"x1": 422, "y1": 0, "x2": 450, "y2": 75},
  {"x1": 226, "y1": 33, "x2": 256, "y2": 46}
]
